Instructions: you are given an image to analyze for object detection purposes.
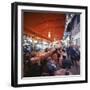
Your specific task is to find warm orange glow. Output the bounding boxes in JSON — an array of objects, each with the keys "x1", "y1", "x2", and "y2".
[
  {"x1": 24, "y1": 12, "x2": 66, "y2": 42},
  {"x1": 48, "y1": 32, "x2": 51, "y2": 38}
]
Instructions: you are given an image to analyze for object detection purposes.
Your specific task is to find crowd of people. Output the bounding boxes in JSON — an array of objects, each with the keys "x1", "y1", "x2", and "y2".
[{"x1": 23, "y1": 44, "x2": 80, "y2": 77}]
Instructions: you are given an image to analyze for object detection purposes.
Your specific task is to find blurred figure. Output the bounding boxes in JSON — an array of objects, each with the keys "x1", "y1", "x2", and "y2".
[
  {"x1": 47, "y1": 56, "x2": 57, "y2": 75},
  {"x1": 55, "y1": 59, "x2": 72, "y2": 75}
]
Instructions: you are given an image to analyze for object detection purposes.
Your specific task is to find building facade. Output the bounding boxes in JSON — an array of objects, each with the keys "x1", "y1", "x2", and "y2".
[{"x1": 64, "y1": 14, "x2": 80, "y2": 47}]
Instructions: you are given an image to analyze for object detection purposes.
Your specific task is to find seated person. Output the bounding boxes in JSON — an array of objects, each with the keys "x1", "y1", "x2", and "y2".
[
  {"x1": 47, "y1": 56, "x2": 57, "y2": 75},
  {"x1": 46, "y1": 52, "x2": 61, "y2": 75}
]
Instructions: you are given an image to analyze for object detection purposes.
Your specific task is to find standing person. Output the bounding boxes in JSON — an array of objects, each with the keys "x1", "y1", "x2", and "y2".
[
  {"x1": 68, "y1": 45, "x2": 77, "y2": 66},
  {"x1": 75, "y1": 45, "x2": 80, "y2": 62},
  {"x1": 66, "y1": 46, "x2": 70, "y2": 59}
]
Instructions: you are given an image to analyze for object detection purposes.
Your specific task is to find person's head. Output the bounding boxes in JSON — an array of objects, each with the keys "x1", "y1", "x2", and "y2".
[
  {"x1": 76, "y1": 45, "x2": 79, "y2": 49},
  {"x1": 62, "y1": 49, "x2": 65, "y2": 53},
  {"x1": 31, "y1": 51, "x2": 36, "y2": 57},
  {"x1": 63, "y1": 55, "x2": 66, "y2": 60},
  {"x1": 52, "y1": 53, "x2": 58, "y2": 62},
  {"x1": 47, "y1": 56, "x2": 52, "y2": 61},
  {"x1": 45, "y1": 48, "x2": 49, "y2": 52},
  {"x1": 70, "y1": 43, "x2": 74, "y2": 47}
]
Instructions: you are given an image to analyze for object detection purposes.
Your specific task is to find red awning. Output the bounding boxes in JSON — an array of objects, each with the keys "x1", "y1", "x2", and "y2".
[{"x1": 24, "y1": 12, "x2": 66, "y2": 42}]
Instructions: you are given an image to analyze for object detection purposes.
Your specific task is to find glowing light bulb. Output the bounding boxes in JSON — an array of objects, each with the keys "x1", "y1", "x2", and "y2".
[{"x1": 48, "y1": 32, "x2": 51, "y2": 38}]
